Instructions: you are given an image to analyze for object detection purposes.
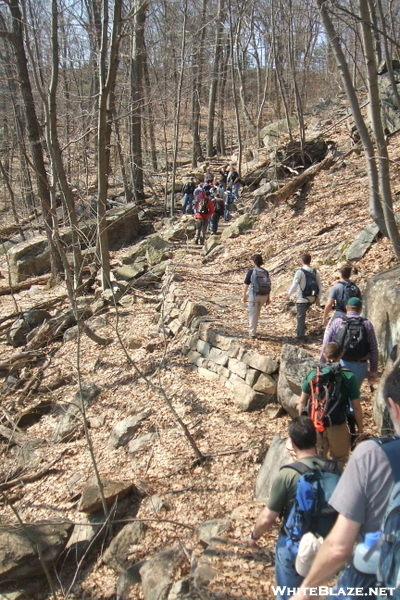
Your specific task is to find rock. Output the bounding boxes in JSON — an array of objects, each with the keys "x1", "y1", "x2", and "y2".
[
  {"x1": 221, "y1": 214, "x2": 255, "y2": 240},
  {"x1": 228, "y1": 357, "x2": 248, "y2": 379},
  {"x1": 202, "y1": 244, "x2": 224, "y2": 263},
  {"x1": 197, "y1": 324, "x2": 233, "y2": 351},
  {"x1": 378, "y1": 65, "x2": 400, "y2": 133},
  {"x1": 7, "y1": 236, "x2": 49, "y2": 285},
  {"x1": 103, "y1": 203, "x2": 141, "y2": 250},
  {"x1": 253, "y1": 181, "x2": 279, "y2": 197},
  {"x1": 178, "y1": 300, "x2": 208, "y2": 327},
  {"x1": 253, "y1": 373, "x2": 278, "y2": 395},
  {"x1": 109, "y1": 411, "x2": 152, "y2": 449},
  {"x1": 208, "y1": 347, "x2": 229, "y2": 367},
  {"x1": 260, "y1": 117, "x2": 298, "y2": 147},
  {"x1": 167, "y1": 578, "x2": 190, "y2": 600},
  {"x1": 198, "y1": 518, "x2": 230, "y2": 546},
  {"x1": 241, "y1": 351, "x2": 279, "y2": 375},
  {"x1": 16, "y1": 399, "x2": 53, "y2": 429},
  {"x1": 203, "y1": 235, "x2": 220, "y2": 256},
  {"x1": 345, "y1": 223, "x2": 380, "y2": 261},
  {"x1": 374, "y1": 354, "x2": 396, "y2": 435},
  {"x1": 197, "y1": 367, "x2": 220, "y2": 382},
  {"x1": 24, "y1": 309, "x2": 51, "y2": 328},
  {"x1": 139, "y1": 546, "x2": 185, "y2": 600},
  {"x1": 103, "y1": 522, "x2": 147, "y2": 572},
  {"x1": 192, "y1": 562, "x2": 216, "y2": 588},
  {"x1": 65, "y1": 513, "x2": 103, "y2": 558},
  {"x1": 89, "y1": 414, "x2": 105, "y2": 428},
  {"x1": 116, "y1": 561, "x2": 147, "y2": 600},
  {"x1": 255, "y1": 435, "x2": 292, "y2": 501},
  {"x1": 7, "y1": 318, "x2": 32, "y2": 347},
  {"x1": 128, "y1": 337, "x2": 143, "y2": 350},
  {"x1": 63, "y1": 316, "x2": 106, "y2": 342},
  {"x1": 363, "y1": 264, "x2": 400, "y2": 364},
  {"x1": 277, "y1": 344, "x2": 317, "y2": 417},
  {"x1": 52, "y1": 382, "x2": 102, "y2": 442},
  {"x1": 231, "y1": 377, "x2": 271, "y2": 411},
  {"x1": 122, "y1": 235, "x2": 171, "y2": 265},
  {"x1": 78, "y1": 478, "x2": 136, "y2": 514},
  {"x1": 143, "y1": 494, "x2": 169, "y2": 514},
  {"x1": 127, "y1": 432, "x2": 158, "y2": 453},
  {"x1": 162, "y1": 220, "x2": 196, "y2": 242},
  {"x1": 0, "y1": 519, "x2": 73, "y2": 580},
  {"x1": 115, "y1": 263, "x2": 147, "y2": 280},
  {"x1": 146, "y1": 245, "x2": 171, "y2": 266}
]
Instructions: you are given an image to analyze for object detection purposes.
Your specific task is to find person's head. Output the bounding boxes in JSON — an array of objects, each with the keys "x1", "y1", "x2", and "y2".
[
  {"x1": 302, "y1": 253, "x2": 312, "y2": 266},
  {"x1": 339, "y1": 265, "x2": 352, "y2": 280},
  {"x1": 383, "y1": 365, "x2": 400, "y2": 433},
  {"x1": 191, "y1": 177, "x2": 195, "y2": 183},
  {"x1": 346, "y1": 297, "x2": 362, "y2": 313},
  {"x1": 325, "y1": 342, "x2": 343, "y2": 361},
  {"x1": 252, "y1": 254, "x2": 263, "y2": 267},
  {"x1": 288, "y1": 416, "x2": 317, "y2": 450}
]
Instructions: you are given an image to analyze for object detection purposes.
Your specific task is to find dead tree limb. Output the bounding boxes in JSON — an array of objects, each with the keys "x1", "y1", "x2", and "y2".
[
  {"x1": 0, "y1": 295, "x2": 67, "y2": 329},
  {"x1": 0, "y1": 424, "x2": 30, "y2": 446},
  {"x1": 0, "y1": 351, "x2": 45, "y2": 372},
  {"x1": 0, "y1": 451, "x2": 66, "y2": 490},
  {"x1": 0, "y1": 274, "x2": 51, "y2": 297}
]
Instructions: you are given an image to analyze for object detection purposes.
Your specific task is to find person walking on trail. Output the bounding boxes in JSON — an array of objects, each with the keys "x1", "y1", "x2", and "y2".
[
  {"x1": 219, "y1": 164, "x2": 229, "y2": 191},
  {"x1": 322, "y1": 265, "x2": 361, "y2": 327},
  {"x1": 286, "y1": 253, "x2": 322, "y2": 341},
  {"x1": 209, "y1": 193, "x2": 224, "y2": 235},
  {"x1": 291, "y1": 365, "x2": 400, "y2": 600},
  {"x1": 181, "y1": 177, "x2": 196, "y2": 215},
  {"x1": 248, "y1": 416, "x2": 341, "y2": 600},
  {"x1": 320, "y1": 297, "x2": 378, "y2": 389},
  {"x1": 243, "y1": 254, "x2": 271, "y2": 339},
  {"x1": 193, "y1": 190, "x2": 215, "y2": 245},
  {"x1": 227, "y1": 165, "x2": 241, "y2": 199},
  {"x1": 223, "y1": 186, "x2": 234, "y2": 221},
  {"x1": 298, "y1": 342, "x2": 363, "y2": 468}
]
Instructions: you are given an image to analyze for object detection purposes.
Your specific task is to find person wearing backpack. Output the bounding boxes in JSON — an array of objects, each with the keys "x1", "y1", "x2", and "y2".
[
  {"x1": 286, "y1": 253, "x2": 323, "y2": 341},
  {"x1": 181, "y1": 177, "x2": 196, "y2": 215},
  {"x1": 320, "y1": 297, "x2": 378, "y2": 388},
  {"x1": 209, "y1": 193, "x2": 225, "y2": 234},
  {"x1": 298, "y1": 342, "x2": 363, "y2": 468},
  {"x1": 243, "y1": 254, "x2": 271, "y2": 339},
  {"x1": 223, "y1": 186, "x2": 234, "y2": 221},
  {"x1": 322, "y1": 265, "x2": 361, "y2": 326},
  {"x1": 227, "y1": 165, "x2": 241, "y2": 199},
  {"x1": 291, "y1": 365, "x2": 400, "y2": 600},
  {"x1": 193, "y1": 190, "x2": 215, "y2": 245},
  {"x1": 248, "y1": 417, "x2": 341, "y2": 600}
]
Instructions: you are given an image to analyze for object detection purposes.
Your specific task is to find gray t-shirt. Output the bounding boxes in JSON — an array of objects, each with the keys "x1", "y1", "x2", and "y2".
[{"x1": 329, "y1": 440, "x2": 394, "y2": 535}]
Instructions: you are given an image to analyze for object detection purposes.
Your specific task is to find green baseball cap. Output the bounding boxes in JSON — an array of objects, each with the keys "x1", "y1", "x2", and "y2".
[{"x1": 347, "y1": 297, "x2": 362, "y2": 307}]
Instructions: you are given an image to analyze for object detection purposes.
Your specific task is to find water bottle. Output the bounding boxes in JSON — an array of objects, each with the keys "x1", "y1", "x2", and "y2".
[{"x1": 353, "y1": 531, "x2": 381, "y2": 574}]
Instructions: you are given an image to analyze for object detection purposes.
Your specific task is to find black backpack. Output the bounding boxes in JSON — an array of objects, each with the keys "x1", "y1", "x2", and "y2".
[
  {"x1": 306, "y1": 363, "x2": 346, "y2": 431},
  {"x1": 335, "y1": 281, "x2": 361, "y2": 312},
  {"x1": 198, "y1": 198, "x2": 209, "y2": 215},
  {"x1": 334, "y1": 316, "x2": 370, "y2": 361},
  {"x1": 183, "y1": 182, "x2": 195, "y2": 195},
  {"x1": 301, "y1": 268, "x2": 319, "y2": 299}
]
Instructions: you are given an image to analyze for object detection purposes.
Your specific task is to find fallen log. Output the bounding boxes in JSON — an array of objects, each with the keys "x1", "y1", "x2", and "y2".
[
  {"x1": 0, "y1": 350, "x2": 45, "y2": 372},
  {"x1": 250, "y1": 152, "x2": 335, "y2": 214},
  {"x1": 0, "y1": 274, "x2": 51, "y2": 297},
  {"x1": 0, "y1": 424, "x2": 30, "y2": 446},
  {"x1": 0, "y1": 295, "x2": 67, "y2": 330}
]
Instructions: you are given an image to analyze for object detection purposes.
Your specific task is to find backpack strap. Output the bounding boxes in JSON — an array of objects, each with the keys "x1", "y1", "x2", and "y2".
[
  {"x1": 372, "y1": 436, "x2": 400, "y2": 483},
  {"x1": 280, "y1": 461, "x2": 314, "y2": 475}
]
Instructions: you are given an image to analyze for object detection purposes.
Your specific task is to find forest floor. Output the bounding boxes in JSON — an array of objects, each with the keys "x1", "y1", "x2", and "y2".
[{"x1": 1, "y1": 113, "x2": 400, "y2": 600}]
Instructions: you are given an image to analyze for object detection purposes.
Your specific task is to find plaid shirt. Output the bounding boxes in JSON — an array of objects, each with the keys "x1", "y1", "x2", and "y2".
[{"x1": 320, "y1": 312, "x2": 378, "y2": 372}]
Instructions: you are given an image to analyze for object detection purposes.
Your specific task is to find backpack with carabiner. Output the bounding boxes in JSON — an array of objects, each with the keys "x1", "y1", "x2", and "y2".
[
  {"x1": 283, "y1": 459, "x2": 341, "y2": 556},
  {"x1": 307, "y1": 363, "x2": 344, "y2": 432}
]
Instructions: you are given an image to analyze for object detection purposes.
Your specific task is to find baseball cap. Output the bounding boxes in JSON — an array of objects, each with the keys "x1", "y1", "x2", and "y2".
[
  {"x1": 347, "y1": 297, "x2": 362, "y2": 307},
  {"x1": 295, "y1": 532, "x2": 323, "y2": 577}
]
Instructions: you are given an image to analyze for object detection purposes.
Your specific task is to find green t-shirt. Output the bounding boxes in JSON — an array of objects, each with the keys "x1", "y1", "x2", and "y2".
[
  {"x1": 301, "y1": 363, "x2": 359, "y2": 401},
  {"x1": 267, "y1": 456, "x2": 330, "y2": 523}
]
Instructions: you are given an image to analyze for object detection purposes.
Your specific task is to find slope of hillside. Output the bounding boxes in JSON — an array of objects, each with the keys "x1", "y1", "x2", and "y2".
[{"x1": 0, "y1": 116, "x2": 399, "y2": 600}]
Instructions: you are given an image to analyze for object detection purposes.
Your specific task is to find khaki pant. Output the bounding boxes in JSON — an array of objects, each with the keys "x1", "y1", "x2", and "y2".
[
  {"x1": 317, "y1": 423, "x2": 350, "y2": 469},
  {"x1": 248, "y1": 295, "x2": 269, "y2": 336}
]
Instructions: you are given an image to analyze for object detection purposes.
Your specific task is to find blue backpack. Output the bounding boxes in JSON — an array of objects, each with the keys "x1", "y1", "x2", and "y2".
[
  {"x1": 372, "y1": 436, "x2": 400, "y2": 598},
  {"x1": 283, "y1": 460, "x2": 341, "y2": 556}
]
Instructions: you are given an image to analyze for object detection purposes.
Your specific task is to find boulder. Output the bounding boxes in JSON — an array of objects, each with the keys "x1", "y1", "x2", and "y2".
[
  {"x1": 253, "y1": 181, "x2": 279, "y2": 197},
  {"x1": 378, "y1": 66, "x2": 400, "y2": 134},
  {"x1": 7, "y1": 236, "x2": 49, "y2": 285},
  {"x1": 0, "y1": 519, "x2": 73, "y2": 580},
  {"x1": 127, "y1": 432, "x2": 158, "y2": 454},
  {"x1": 221, "y1": 214, "x2": 255, "y2": 239},
  {"x1": 373, "y1": 352, "x2": 396, "y2": 435},
  {"x1": 63, "y1": 316, "x2": 106, "y2": 342},
  {"x1": 198, "y1": 518, "x2": 231, "y2": 546},
  {"x1": 103, "y1": 203, "x2": 140, "y2": 250},
  {"x1": 162, "y1": 220, "x2": 196, "y2": 242},
  {"x1": 7, "y1": 318, "x2": 31, "y2": 348},
  {"x1": 241, "y1": 351, "x2": 279, "y2": 375},
  {"x1": 277, "y1": 344, "x2": 317, "y2": 417},
  {"x1": 52, "y1": 382, "x2": 102, "y2": 443},
  {"x1": 253, "y1": 373, "x2": 278, "y2": 396},
  {"x1": 178, "y1": 300, "x2": 208, "y2": 327},
  {"x1": 115, "y1": 263, "x2": 147, "y2": 281},
  {"x1": 231, "y1": 376, "x2": 270, "y2": 411},
  {"x1": 363, "y1": 265, "x2": 400, "y2": 364},
  {"x1": 122, "y1": 235, "x2": 170, "y2": 265},
  {"x1": 108, "y1": 411, "x2": 152, "y2": 449},
  {"x1": 345, "y1": 223, "x2": 380, "y2": 261},
  {"x1": 260, "y1": 117, "x2": 298, "y2": 147},
  {"x1": 78, "y1": 478, "x2": 136, "y2": 514},
  {"x1": 203, "y1": 235, "x2": 220, "y2": 256},
  {"x1": 139, "y1": 546, "x2": 185, "y2": 600},
  {"x1": 255, "y1": 435, "x2": 292, "y2": 501},
  {"x1": 116, "y1": 561, "x2": 147, "y2": 600},
  {"x1": 24, "y1": 309, "x2": 51, "y2": 328},
  {"x1": 103, "y1": 522, "x2": 147, "y2": 572},
  {"x1": 65, "y1": 513, "x2": 103, "y2": 558}
]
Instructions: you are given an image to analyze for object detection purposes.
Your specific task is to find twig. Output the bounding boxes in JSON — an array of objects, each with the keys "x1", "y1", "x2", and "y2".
[{"x1": 0, "y1": 451, "x2": 67, "y2": 490}]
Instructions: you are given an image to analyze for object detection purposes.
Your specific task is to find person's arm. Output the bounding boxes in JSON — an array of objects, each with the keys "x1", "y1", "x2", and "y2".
[
  {"x1": 351, "y1": 399, "x2": 363, "y2": 433},
  {"x1": 365, "y1": 321, "x2": 378, "y2": 379},
  {"x1": 286, "y1": 271, "x2": 301, "y2": 299},
  {"x1": 243, "y1": 284, "x2": 249, "y2": 303},
  {"x1": 248, "y1": 506, "x2": 279, "y2": 548},
  {"x1": 320, "y1": 318, "x2": 341, "y2": 362},
  {"x1": 291, "y1": 515, "x2": 360, "y2": 600},
  {"x1": 297, "y1": 391, "x2": 309, "y2": 415},
  {"x1": 323, "y1": 298, "x2": 335, "y2": 326}
]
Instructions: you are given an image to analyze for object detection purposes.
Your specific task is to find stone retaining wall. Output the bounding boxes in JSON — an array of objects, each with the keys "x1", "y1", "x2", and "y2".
[{"x1": 156, "y1": 270, "x2": 279, "y2": 411}]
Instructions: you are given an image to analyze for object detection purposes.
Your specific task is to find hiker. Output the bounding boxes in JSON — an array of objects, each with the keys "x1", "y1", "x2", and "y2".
[
  {"x1": 322, "y1": 265, "x2": 361, "y2": 326},
  {"x1": 243, "y1": 254, "x2": 271, "y2": 339},
  {"x1": 248, "y1": 416, "x2": 341, "y2": 600},
  {"x1": 219, "y1": 164, "x2": 229, "y2": 191},
  {"x1": 298, "y1": 342, "x2": 363, "y2": 468},
  {"x1": 227, "y1": 165, "x2": 241, "y2": 199},
  {"x1": 291, "y1": 365, "x2": 400, "y2": 600},
  {"x1": 193, "y1": 189, "x2": 215, "y2": 245},
  {"x1": 223, "y1": 186, "x2": 234, "y2": 221},
  {"x1": 286, "y1": 253, "x2": 322, "y2": 341},
  {"x1": 210, "y1": 193, "x2": 224, "y2": 235},
  {"x1": 320, "y1": 297, "x2": 378, "y2": 388},
  {"x1": 203, "y1": 163, "x2": 214, "y2": 184},
  {"x1": 181, "y1": 177, "x2": 196, "y2": 215}
]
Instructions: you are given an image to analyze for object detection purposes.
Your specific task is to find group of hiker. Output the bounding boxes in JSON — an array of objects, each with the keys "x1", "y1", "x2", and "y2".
[
  {"x1": 181, "y1": 166, "x2": 242, "y2": 245},
  {"x1": 244, "y1": 251, "x2": 400, "y2": 599}
]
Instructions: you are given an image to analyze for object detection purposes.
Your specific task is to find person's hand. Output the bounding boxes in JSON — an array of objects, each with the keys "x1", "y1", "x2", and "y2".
[
  {"x1": 315, "y1": 298, "x2": 321, "y2": 307},
  {"x1": 285, "y1": 295, "x2": 291, "y2": 301},
  {"x1": 322, "y1": 316, "x2": 328, "y2": 326},
  {"x1": 368, "y1": 371, "x2": 378, "y2": 383},
  {"x1": 266, "y1": 297, "x2": 271, "y2": 305},
  {"x1": 242, "y1": 294, "x2": 248, "y2": 303},
  {"x1": 248, "y1": 535, "x2": 260, "y2": 549}
]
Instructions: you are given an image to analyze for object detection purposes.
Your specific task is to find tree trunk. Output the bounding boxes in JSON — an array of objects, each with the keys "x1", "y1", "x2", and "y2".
[
  {"x1": 191, "y1": 0, "x2": 208, "y2": 167},
  {"x1": 206, "y1": 0, "x2": 224, "y2": 157}
]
